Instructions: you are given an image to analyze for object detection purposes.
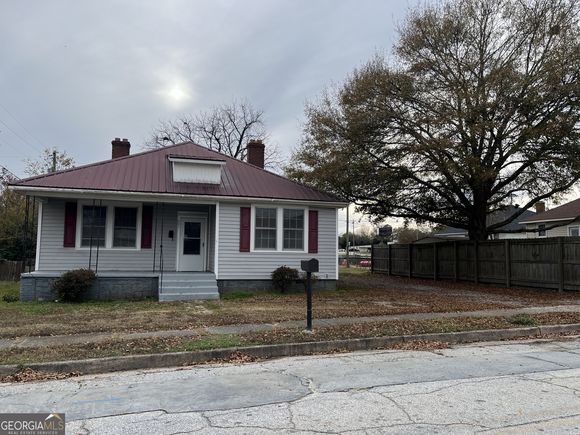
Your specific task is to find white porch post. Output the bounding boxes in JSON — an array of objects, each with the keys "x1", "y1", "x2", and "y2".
[
  {"x1": 214, "y1": 202, "x2": 220, "y2": 279},
  {"x1": 35, "y1": 201, "x2": 43, "y2": 271}
]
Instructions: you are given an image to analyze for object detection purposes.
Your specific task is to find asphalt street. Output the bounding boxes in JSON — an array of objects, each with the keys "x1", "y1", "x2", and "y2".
[{"x1": 2, "y1": 338, "x2": 580, "y2": 434}]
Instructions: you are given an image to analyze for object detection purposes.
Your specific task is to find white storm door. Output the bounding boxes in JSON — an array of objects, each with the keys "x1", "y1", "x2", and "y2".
[{"x1": 177, "y1": 218, "x2": 206, "y2": 271}]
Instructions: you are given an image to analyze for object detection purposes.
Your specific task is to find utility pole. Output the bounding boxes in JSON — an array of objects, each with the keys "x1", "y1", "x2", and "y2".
[
  {"x1": 345, "y1": 205, "x2": 350, "y2": 268},
  {"x1": 51, "y1": 150, "x2": 57, "y2": 173}
]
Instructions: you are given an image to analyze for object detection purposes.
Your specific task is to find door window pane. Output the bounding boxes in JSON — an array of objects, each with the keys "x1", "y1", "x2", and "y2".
[
  {"x1": 183, "y1": 222, "x2": 201, "y2": 255},
  {"x1": 283, "y1": 209, "x2": 304, "y2": 250},
  {"x1": 113, "y1": 207, "x2": 137, "y2": 247},
  {"x1": 81, "y1": 206, "x2": 107, "y2": 247},
  {"x1": 185, "y1": 222, "x2": 201, "y2": 238},
  {"x1": 255, "y1": 208, "x2": 277, "y2": 249},
  {"x1": 183, "y1": 238, "x2": 201, "y2": 255}
]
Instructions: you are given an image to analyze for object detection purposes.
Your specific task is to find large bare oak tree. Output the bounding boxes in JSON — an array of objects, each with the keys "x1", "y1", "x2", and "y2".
[
  {"x1": 287, "y1": 0, "x2": 580, "y2": 240},
  {"x1": 147, "y1": 100, "x2": 281, "y2": 169}
]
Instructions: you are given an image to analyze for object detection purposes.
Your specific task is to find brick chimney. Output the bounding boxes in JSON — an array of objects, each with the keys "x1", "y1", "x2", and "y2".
[
  {"x1": 247, "y1": 139, "x2": 265, "y2": 169},
  {"x1": 111, "y1": 138, "x2": 131, "y2": 159},
  {"x1": 535, "y1": 201, "x2": 546, "y2": 214}
]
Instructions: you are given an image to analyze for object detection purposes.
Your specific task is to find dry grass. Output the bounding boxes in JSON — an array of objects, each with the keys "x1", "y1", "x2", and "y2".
[
  {"x1": 1, "y1": 311, "x2": 579, "y2": 367},
  {"x1": 0, "y1": 273, "x2": 578, "y2": 339}
]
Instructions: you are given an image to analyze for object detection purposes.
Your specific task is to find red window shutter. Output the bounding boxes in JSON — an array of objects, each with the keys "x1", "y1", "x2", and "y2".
[
  {"x1": 308, "y1": 210, "x2": 318, "y2": 254},
  {"x1": 63, "y1": 202, "x2": 77, "y2": 247},
  {"x1": 240, "y1": 207, "x2": 251, "y2": 252},
  {"x1": 141, "y1": 205, "x2": 153, "y2": 249}
]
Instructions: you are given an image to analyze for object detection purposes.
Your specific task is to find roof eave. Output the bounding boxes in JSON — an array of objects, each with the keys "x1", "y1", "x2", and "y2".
[
  {"x1": 519, "y1": 217, "x2": 575, "y2": 224},
  {"x1": 9, "y1": 185, "x2": 349, "y2": 207}
]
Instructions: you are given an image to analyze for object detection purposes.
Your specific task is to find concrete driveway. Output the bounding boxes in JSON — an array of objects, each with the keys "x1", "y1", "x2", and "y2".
[{"x1": 2, "y1": 338, "x2": 580, "y2": 434}]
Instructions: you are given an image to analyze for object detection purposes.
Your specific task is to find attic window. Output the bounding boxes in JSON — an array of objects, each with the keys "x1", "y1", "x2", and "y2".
[{"x1": 168, "y1": 155, "x2": 226, "y2": 184}]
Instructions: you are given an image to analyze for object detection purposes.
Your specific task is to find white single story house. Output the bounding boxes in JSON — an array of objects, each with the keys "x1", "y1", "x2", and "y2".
[
  {"x1": 10, "y1": 139, "x2": 346, "y2": 301},
  {"x1": 520, "y1": 199, "x2": 580, "y2": 238}
]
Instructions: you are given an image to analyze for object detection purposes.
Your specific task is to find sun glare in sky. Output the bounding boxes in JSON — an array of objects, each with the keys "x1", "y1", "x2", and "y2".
[{"x1": 157, "y1": 78, "x2": 193, "y2": 109}]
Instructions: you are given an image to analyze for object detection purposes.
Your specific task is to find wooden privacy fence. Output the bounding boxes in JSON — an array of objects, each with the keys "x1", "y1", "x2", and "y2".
[
  {"x1": 0, "y1": 260, "x2": 33, "y2": 281},
  {"x1": 371, "y1": 238, "x2": 580, "y2": 292}
]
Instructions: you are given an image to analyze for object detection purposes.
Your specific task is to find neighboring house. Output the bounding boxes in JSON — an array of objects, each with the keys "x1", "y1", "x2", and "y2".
[
  {"x1": 520, "y1": 199, "x2": 580, "y2": 238},
  {"x1": 434, "y1": 205, "x2": 537, "y2": 240},
  {"x1": 10, "y1": 139, "x2": 346, "y2": 301}
]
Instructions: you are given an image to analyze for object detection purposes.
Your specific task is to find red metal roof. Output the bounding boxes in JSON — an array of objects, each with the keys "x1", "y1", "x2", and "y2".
[{"x1": 13, "y1": 142, "x2": 342, "y2": 203}]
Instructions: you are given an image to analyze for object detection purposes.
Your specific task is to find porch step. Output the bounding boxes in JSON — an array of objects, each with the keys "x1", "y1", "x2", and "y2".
[
  {"x1": 159, "y1": 292, "x2": 220, "y2": 301},
  {"x1": 159, "y1": 272, "x2": 219, "y2": 302}
]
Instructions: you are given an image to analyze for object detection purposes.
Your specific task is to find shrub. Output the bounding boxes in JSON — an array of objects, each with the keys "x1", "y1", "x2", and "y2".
[
  {"x1": 2, "y1": 294, "x2": 18, "y2": 303},
  {"x1": 271, "y1": 266, "x2": 299, "y2": 293},
  {"x1": 51, "y1": 269, "x2": 96, "y2": 302}
]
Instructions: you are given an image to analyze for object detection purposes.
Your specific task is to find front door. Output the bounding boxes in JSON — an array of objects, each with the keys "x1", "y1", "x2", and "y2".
[{"x1": 177, "y1": 218, "x2": 206, "y2": 271}]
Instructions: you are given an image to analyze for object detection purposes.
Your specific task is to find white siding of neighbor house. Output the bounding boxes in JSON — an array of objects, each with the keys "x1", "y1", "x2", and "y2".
[
  {"x1": 37, "y1": 198, "x2": 215, "y2": 272},
  {"x1": 525, "y1": 220, "x2": 580, "y2": 238},
  {"x1": 217, "y1": 202, "x2": 338, "y2": 280}
]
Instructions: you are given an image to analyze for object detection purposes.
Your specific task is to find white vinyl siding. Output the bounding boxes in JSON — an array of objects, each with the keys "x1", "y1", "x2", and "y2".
[
  {"x1": 218, "y1": 202, "x2": 338, "y2": 280},
  {"x1": 36, "y1": 198, "x2": 215, "y2": 272},
  {"x1": 526, "y1": 222, "x2": 574, "y2": 238}
]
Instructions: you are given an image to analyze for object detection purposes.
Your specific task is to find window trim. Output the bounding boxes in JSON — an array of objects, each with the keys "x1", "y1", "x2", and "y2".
[
  {"x1": 282, "y1": 208, "x2": 306, "y2": 251},
  {"x1": 75, "y1": 201, "x2": 142, "y2": 250},
  {"x1": 250, "y1": 204, "x2": 309, "y2": 253},
  {"x1": 568, "y1": 225, "x2": 580, "y2": 237},
  {"x1": 252, "y1": 206, "x2": 278, "y2": 251}
]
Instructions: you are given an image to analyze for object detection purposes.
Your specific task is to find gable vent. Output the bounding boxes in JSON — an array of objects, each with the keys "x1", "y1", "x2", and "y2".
[{"x1": 168, "y1": 155, "x2": 225, "y2": 184}]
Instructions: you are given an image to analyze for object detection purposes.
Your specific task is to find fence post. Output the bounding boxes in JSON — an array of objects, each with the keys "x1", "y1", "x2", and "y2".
[
  {"x1": 433, "y1": 243, "x2": 438, "y2": 280},
  {"x1": 371, "y1": 244, "x2": 374, "y2": 273},
  {"x1": 408, "y1": 244, "x2": 413, "y2": 278},
  {"x1": 558, "y1": 237, "x2": 564, "y2": 292},
  {"x1": 453, "y1": 241, "x2": 458, "y2": 281},
  {"x1": 387, "y1": 244, "x2": 392, "y2": 276},
  {"x1": 474, "y1": 240, "x2": 479, "y2": 284},
  {"x1": 505, "y1": 239, "x2": 511, "y2": 288}
]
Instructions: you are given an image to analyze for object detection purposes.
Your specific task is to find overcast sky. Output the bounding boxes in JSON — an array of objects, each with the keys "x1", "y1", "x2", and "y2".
[{"x1": 0, "y1": 0, "x2": 422, "y2": 233}]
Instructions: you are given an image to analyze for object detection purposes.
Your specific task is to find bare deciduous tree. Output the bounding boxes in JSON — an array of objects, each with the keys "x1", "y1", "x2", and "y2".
[{"x1": 147, "y1": 100, "x2": 281, "y2": 169}]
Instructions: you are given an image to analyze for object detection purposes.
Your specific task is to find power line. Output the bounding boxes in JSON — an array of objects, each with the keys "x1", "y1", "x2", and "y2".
[
  {"x1": 0, "y1": 135, "x2": 34, "y2": 160},
  {"x1": 0, "y1": 102, "x2": 45, "y2": 150},
  {"x1": 0, "y1": 165, "x2": 19, "y2": 180},
  {"x1": 0, "y1": 116, "x2": 42, "y2": 154}
]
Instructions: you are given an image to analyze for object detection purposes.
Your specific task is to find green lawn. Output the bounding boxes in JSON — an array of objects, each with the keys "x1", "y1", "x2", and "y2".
[
  {"x1": 339, "y1": 266, "x2": 371, "y2": 276},
  {"x1": 0, "y1": 281, "x2": 19, "y2": 303}
]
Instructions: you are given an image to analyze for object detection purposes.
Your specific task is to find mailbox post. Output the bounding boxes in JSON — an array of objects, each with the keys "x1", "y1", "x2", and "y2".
[{"x1": 301, "y1": 258, "x2": 319, "y2": 331}]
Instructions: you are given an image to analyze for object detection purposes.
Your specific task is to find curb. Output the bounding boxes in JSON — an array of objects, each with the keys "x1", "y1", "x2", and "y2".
[{"x1": 1, "y1": 323, "x2": 579, "y2": 377}]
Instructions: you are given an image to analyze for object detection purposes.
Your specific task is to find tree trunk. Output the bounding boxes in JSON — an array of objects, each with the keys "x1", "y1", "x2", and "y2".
[{"x1": 468, "y1": 198, "x2": 489, "y2": 240}]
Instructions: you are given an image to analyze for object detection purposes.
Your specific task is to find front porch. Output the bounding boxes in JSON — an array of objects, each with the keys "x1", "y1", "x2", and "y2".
[{"x1": 24, "y1": 199, "x2": 221, "y2": 301}]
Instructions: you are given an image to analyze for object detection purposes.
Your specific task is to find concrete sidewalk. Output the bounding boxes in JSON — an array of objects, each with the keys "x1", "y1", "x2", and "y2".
[{"x1": 1, "y1": 304, "x2": 579, "y2": 351}]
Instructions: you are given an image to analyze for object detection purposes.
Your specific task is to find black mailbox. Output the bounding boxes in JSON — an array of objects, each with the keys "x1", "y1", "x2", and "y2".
[{"x1": 301, "y1": 259, "x2": 319, "y2": 273}]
